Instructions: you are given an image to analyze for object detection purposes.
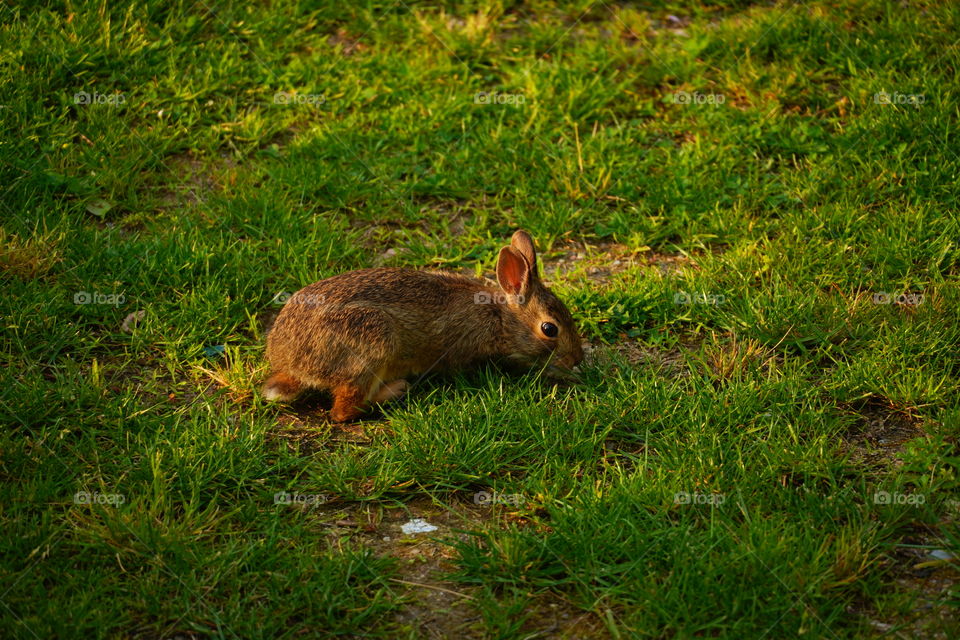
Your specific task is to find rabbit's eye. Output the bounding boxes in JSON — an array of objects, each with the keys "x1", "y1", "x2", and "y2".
[{"x1": 541, "y1": 322, "x2": 558, "y2": 338}]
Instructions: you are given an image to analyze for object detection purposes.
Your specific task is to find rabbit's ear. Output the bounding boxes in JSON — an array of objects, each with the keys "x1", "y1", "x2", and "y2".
[
  {"x1": 496, "y1": 247, "x2": 531, "y2": 300},
  {"x1": 510, "y1": 230, "x2": 538, "y2": 279}
]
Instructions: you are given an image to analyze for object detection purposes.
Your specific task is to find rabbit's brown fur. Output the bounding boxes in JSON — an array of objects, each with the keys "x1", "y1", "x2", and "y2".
[{"x1": 264, "y1": 230, "x2": 583, "y2": 421}]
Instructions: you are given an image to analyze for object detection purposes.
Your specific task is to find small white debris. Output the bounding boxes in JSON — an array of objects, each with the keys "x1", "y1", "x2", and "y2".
[
  {"x1": 121, "y1": 310, "x2": 146, "y2": 333},
  {"x1": 382, "y1": 536, "x2": 391, "y2": 542},
  {"x1": 400, "y1": 518, "x2": 437, "y2": 535},
  {"x1": 929, "y1": 549, "x2": 954, "y2": 561}
]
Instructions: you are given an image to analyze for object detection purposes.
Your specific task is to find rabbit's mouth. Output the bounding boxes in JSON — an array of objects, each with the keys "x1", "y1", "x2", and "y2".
[
  {"x1": 549, "y1": 355, "x2": 582, "y2": 373},
  {"x1": 545, "y1": 364, "x2": 581, "y2": 383},
  {"x1": 504, "y1": 349, "x2": 580, "y2": 375},
  {"x1": 503, "y1": 353, "x2": 581, "y2": 382},
  {"x1": 537, "y1": 349, "x2": 583, "y2": 376}
]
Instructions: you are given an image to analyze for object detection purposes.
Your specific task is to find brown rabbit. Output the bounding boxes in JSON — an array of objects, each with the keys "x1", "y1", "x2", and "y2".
[{"x1": 263, "y1": 230, "x2": 583, "y2": 421}]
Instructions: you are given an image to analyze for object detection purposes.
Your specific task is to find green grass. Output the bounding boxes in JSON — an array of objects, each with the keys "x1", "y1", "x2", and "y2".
[{"x1": 2, "y1": 0, "x2": 959, "y2": 637}]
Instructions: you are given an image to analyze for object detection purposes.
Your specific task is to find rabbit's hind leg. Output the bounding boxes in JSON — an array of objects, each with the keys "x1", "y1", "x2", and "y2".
[
  {"x1": 330, "y1": 383, "x2": 368, "y2": 422},
  {"x1": 329, "y1": 374, "x2": 406, "y2": 422},
  {"x1": 262, "y1": 371, "x2": 304, "y2": 402}
]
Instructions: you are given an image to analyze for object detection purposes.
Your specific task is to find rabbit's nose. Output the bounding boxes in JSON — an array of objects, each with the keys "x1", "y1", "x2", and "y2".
[
  {"x1": 568, "y1": 350, "x2": 585, "y2": 368},
  {"x1": 555, "y1": 353, "x2": 581, "y2": 370}
]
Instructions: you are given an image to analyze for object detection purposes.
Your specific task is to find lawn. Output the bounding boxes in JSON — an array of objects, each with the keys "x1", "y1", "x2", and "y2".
[{"x1": 2, "y1": 0, "x2": 959, "y2": 637}]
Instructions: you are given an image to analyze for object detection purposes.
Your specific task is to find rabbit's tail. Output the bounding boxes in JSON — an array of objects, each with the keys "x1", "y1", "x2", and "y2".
[{"x1": 262, "y1": 371, "x2": 304, "y2": 402}]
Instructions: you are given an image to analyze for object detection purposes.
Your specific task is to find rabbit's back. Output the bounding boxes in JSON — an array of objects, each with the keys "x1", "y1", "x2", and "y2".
[
  {"x1": 300, "y1": 268, "x2": 481, "y2": 308},
  {"x1": 266, "y1": 268, "x2": 497, "y2": 384}
]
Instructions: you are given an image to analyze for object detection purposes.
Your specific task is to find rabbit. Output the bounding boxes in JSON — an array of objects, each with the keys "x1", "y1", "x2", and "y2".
[{"x1": 263, "y1": 230, "x2": 583, "y2": 421}]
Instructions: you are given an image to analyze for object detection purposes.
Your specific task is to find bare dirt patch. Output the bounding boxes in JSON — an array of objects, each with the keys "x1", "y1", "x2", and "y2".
[
  {"x1": 362, "y1": 497, "x2": 483, "y2": 637},
  {"x1": 840, "y1": 396, "x2": 927, "y2": 468},
  {"x1": 282, "y1": 493, "x2": 608, "y2": 638},
  {"x1": 837, "y1": 399, "x2": 957, "y2": 635},
  {"x1": 857, "y1": 521, "x2": 960, "y2": 639},
  {"x1": 352, "y1": 495, "x2": 609, "y2": 639}
]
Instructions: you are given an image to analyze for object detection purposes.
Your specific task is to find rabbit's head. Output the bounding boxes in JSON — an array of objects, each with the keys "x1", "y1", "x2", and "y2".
[{"x1": 494, "y1": 230, "x2": 584, "y2": 371}]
